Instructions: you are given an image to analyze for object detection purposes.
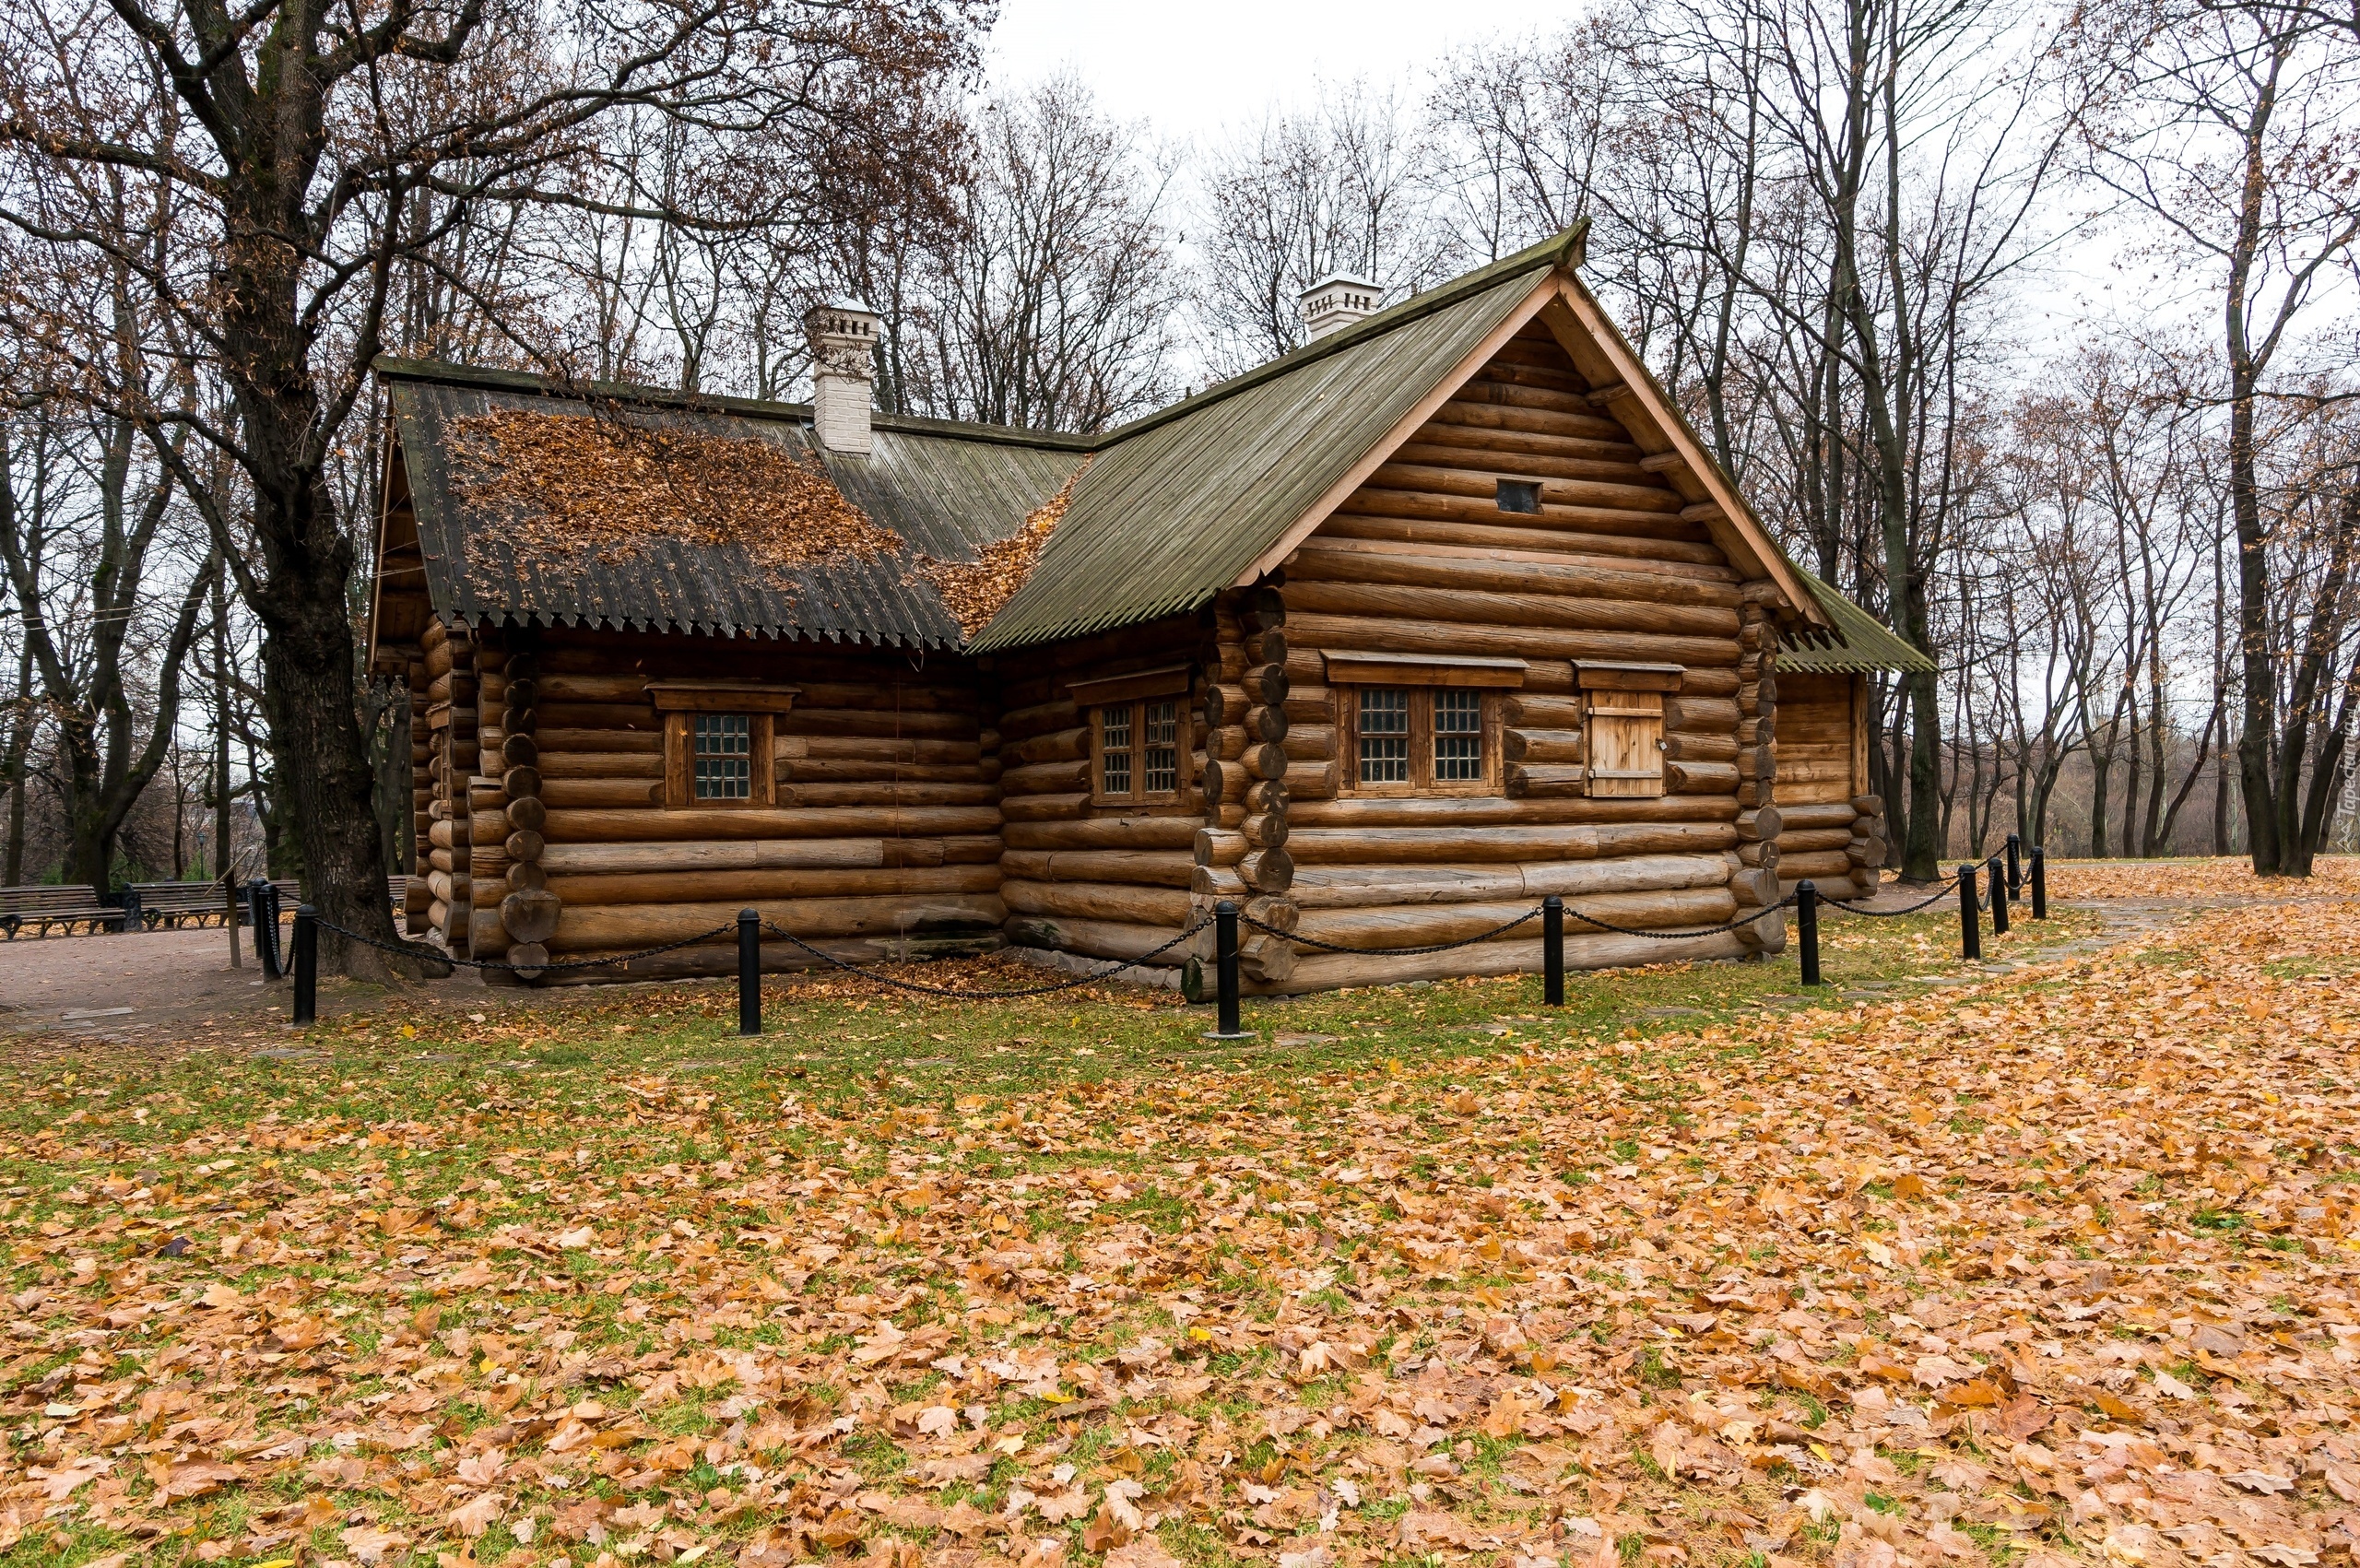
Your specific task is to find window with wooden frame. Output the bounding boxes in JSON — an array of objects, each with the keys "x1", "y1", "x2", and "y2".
[
  {"x1": 649, "y1": 683, "x2": 800, "y2": 808},
  {"x1": 1576, "y1": 662, "x2": 1682, "y2": 798},
  {"x1": 1071, "y1": 665, "x2": 1192, "y2": 808},
  {"x1": 1324, "y1": 652, "x2": 1526, "y2": 796}
]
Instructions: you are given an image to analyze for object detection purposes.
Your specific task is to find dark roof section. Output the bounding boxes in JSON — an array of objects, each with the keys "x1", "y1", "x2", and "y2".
[
  {"x1": 1780, "y1": 565, "x2": 1936, "y2": 673},
  {"x1": 965, "y1": 229, "x2": 1581, "y2": 653},
  {"x1": 378, "y1": 360, "x2": 1081, "y2": 649}
]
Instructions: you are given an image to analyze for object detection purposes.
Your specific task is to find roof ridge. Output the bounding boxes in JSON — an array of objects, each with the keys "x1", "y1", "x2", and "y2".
[
  {"x1": 371, "y1": 357, "x2": 1098, "y2": 452},
  {"x1": 1087, "y1": 222, "x2": 1590, "y2": 449}
]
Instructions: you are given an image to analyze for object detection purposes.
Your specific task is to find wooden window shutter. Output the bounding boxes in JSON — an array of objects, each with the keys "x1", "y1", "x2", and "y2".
[{"x1": 1576, "y1": 662, "x2": 1679, "y2": 798}]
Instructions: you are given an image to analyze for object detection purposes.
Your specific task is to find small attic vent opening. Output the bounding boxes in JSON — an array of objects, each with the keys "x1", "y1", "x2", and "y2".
[{"x1": 1496, "y1": 478, "x2": 1541, "y2": 514}]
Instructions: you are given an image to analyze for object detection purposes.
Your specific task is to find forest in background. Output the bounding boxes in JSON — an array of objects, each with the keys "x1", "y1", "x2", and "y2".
[{"x1": 1, "y1": 0, "x2": 2354, "y2": 951}]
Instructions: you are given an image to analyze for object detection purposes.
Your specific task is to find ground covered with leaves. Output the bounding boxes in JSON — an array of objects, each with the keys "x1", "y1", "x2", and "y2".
[{"x1": 2, "y1": 894, "x2": 2356, "y2": 1568}]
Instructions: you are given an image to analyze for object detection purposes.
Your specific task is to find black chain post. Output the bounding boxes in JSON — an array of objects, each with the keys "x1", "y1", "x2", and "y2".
[
  {"x1": 291, "y1": 905, "x2": 318, "y2": 1025},
  {"x1": 1542, "y1": 895, "x2": 1564, "y2": 1006},
  {"x1": 2006, "y1": 833, "x2": 2023, "y2": 901},
  {"x1": 2031, "y1": 843, "x2": 2047, "y2": 920},
  {"x1": 1203, "y1": 900, "x2": 1253, "y2": 1040},
  {"x1": 1988, "y1": 855, "x2": 2010, "y2": 936},
  {"x1": 1797, "y1": 879, "x2": 1822, "y2": 986},
  {"x1": 1958, "y1": 863, "x2": 1981, "y2": 961},
  {"x1": 738, "y1": 909, "x2": 761, "y2": 1036},
  {"x1": 249, "y1": 880, "x2": 281, "y2": 980}
]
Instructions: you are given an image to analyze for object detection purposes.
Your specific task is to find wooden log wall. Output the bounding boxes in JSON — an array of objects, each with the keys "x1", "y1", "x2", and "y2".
[
  {"x1": 1261, "y1": 322, "x2": 1778, "y2": 978},
  {"x1": 991, "y1": 613, "x2": 1204, "y2": 972},
  {"x1": 419, "y1": 617, "x2": 479, "y2": 957},
  {"x1": 1772, "y1": 672, "x2": 1885, "y2": 901},
  {"x1": 1188, "y1": 588, "x2": 1298, "y2": 986},
  {"x1": 1729, "y1": 589, "x2": 1787, "y2": 952},
  {"x1": 526, "y1": 630, "x2": 1004, "y2": 969}
]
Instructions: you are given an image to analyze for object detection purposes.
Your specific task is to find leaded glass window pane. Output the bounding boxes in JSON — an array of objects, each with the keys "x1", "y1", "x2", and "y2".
[
  {"x1": 1434, "y1": 690, "x2": 1482, "y2": 780},
  {"x1": 1142, "y1": 701, "x2": 1179, "y2": 795},
  {"x1": 693, "y1": 713, "x2": 752, "y2": 800},
  {"x1": 1101, "y1": 704, "x2": 1133, "y2": 796},
  {"x1": 1359, "y1": 689, "x2": 1410, "y2": 783}
]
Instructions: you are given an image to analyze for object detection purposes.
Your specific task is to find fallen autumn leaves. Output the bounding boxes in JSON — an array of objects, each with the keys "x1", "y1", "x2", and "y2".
[{"x1": 1, "y1": 896, "x2": 2356, "y2": 1568}]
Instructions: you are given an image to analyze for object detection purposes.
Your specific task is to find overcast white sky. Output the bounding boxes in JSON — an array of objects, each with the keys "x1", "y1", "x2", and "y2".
[{"x1": 981, "y1": 0, "x2": 1575, "y2": 146}]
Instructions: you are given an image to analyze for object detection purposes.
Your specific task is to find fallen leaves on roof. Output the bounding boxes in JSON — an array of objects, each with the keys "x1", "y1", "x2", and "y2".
[
  {"x1": 449, "y1": 407, "x2": 902, "y2": 581},
  {"x1": 917, "y1": 455, "x2": 1092, "y2": 637}
]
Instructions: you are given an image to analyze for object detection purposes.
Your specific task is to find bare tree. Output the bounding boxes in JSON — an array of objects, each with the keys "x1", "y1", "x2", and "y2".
[{"x1": 0, "y1": 0, "x2": 985, "y2": 973}]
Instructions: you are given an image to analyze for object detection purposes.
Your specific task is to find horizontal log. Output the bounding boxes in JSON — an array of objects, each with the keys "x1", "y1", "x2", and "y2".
[
  {"x1": 1665, "y1": 732, "x2": 1737, "y2": 763},
  {"x1": 1282, "y1": 580, "x2": 1738, "y2": 639},
  {"x1": 1290, "y1": 794, "x2": 1739, "y2": 829},
  {"x1": 1291, "y1": 852, "x2": 1736, "y2": 909},
  {"x1": 779, "y1": 782, "x2": 997, "y2": 808},
  {"x1": 1191, "y1": 866, "x2": 1247, "y2": 899},
  {"x1": 1286, "y1": 760, "x2": 1339, "y2": 802},
  {"x1": 1000, "y1": 792, "x2": 1085, "y2": 822},
  {"x1": 530, "y1": 728, "x2": 662, "y2": 755},
  {"x1": 1288, "y1": 612, "x2": 1738, "y2": 670},
  {"x1": 549, "y1": 864, "x2": 998, "y2": 906},
  {"x1": 1244, "y1": 704, "x2": 1287, "y2": 744},
  {"x1": 790, "y1": 708, "x2": 978, "y2": 741},
  {"x1": 1668, "y1": 760, "x2": 1738, "y2": 794},
  {"x1": 549, "y1": 893, "x2": 1007, "y2": 953},
  {"x1": 1666, "y1": 697, "x2": 1738, "y2": 731},
  {"x1": 1004, "y1": 914, "x2": 1186, "y2": 965},
  {"x1": 1778, "y1": 850, "x2": 1855, "y2": 879},
  {"x1": 1004, "y1": 726, "x2": 1089, "y2": 769},
  {"x1": 1735, "y1": 807, "x2": 1783, "y2": 843},
  {"x1": 1775, "y1": 760, "x2": 1853, "y2": 785},
  {"x1": 1782, "y1": 874, "x2": 1859, "y2": 902},
  {"x1": 1002, "y1": 818, "x2": 1202, "y2": 852},
  {"x1": 1000, "y1": 849, "x2": 1196, "y2": 889},
  {"x1": 507, "y1": 862, "x2": 548, "y2": 893},
  {"x1": 1001, "y1": 700, "x2": 1080, "y2": 743},
  {"x1": 1002, "y1": 880, "x2": 1192, "y2": 927},
  {"x1": 538, "y1": 752, "x2": 662, "y2": 780},
  {"x1": 541, "y1": 778, "x2": 660, "y2": 809},
  {"x1": 779, "y1": 759, "x2": 984, "y2": 785},
  {"x1": 1776, "y1": 802, "x2": 1859, "y2": 831},
  {"x1": 500, "y1": 889, "x2": 560, "y2": 944},
  {"x1": 1317, "y1": 510, "x2": 1730, "y2": 572},
  {"x1": 789, "y1": 735, "x2": 985, "y2": 765},
  {"x1": 1241, "y1": 812, "x2": 1288, "y2": 850},
  {"x1": 1002, "y1": 758, "x2": 1091, "y2": 796},
  {"x1": 1290, "y1": 820, "x2": 1736, "y2": 866},
  {"x1": 1246, "y1": 778, "x2": 1289, "y2": 814},
  {"x1": 537, "y1": 836, "x2": 995, "y2": 876},
  {"x1": 1505, "y1": 763, "x2": 1587, "y2": 798},
  {"x1": 534, "y1": 702, "x2": 658, "y2": 732},
  {"x1": 1280, "y1": 728, "x2": 1336, "y2": 762},
  {"x1": 542, "y1": 806, "x2": 1002, "y2": 843},
  {"x1": 1776, "y1": 827, "x2": 1856, "y2": 855},
  {"x1": 1504, "y1": 727, "x2": 1585, "y2": 764}
]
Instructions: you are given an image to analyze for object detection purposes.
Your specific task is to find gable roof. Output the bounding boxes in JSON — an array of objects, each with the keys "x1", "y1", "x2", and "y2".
[
  {"x1": 377, "y1": 361, "x2": 1082, "y2": 649},
  {"x1": 1780, "y1": 565, "x2": 1938, "y2": 674},
  {"x1": 377, "y1": 227, "x2": 1916, "y2": 666}
]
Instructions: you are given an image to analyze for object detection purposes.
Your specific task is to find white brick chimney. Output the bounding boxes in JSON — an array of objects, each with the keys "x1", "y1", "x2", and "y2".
[
  {"x1": 807, "y1": 299, "x2": 880, "y2": 454},
  {"x1": 1298, "y1": 274, "x2": 1384, "y2": 342}
]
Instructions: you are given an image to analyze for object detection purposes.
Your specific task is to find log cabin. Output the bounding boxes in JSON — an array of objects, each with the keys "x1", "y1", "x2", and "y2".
[{"x1": 367, "y1": 227, "x2": 1929, "y2": 992}]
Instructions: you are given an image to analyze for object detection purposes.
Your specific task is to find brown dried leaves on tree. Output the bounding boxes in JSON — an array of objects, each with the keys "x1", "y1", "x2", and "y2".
[
  {"x1": 919, "y1": 456, "x2": 1093, "y2": 636},
  {"x1": 451, "y1": 409, "x2": 903, "y2": 580}
]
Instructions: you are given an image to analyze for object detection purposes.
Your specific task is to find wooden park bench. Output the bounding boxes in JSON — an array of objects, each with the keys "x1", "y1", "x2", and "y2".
[
  {"x1": 1, "y1": 875, "x2": 407, "y2": 938},
  {"x1": 0, "y1": 884, "x2": 124, "y2": 938}
]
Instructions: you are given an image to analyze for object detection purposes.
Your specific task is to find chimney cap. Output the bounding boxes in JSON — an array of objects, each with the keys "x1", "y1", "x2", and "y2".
[
  {"x1": 1299, "y1": 273, "x2": 1386, "y2": 341},
  {"x1": 808, "y1": 299, "x2": 880, "y2": 338}
]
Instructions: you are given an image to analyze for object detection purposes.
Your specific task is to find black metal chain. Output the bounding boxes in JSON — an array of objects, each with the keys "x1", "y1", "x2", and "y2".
[
  {"x1": 1242, "y1": 905, "x2": 1544, "y2": 956},
  {"x1": 1238, "y1": 897, "x2": 1790, "y2": 953},
  {"x1": 1821, "y1": 872, "x2": 1964, "y2": 917},
  {"x1": 761, "y1": 919, "x2": 1210, "y2": 999},
  {"x1": 313, "y1": 917, "x2": 737, "y2": 973}
]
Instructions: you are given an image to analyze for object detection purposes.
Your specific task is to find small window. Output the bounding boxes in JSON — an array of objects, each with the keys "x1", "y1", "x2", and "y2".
[
  {"x1": 1093, "y1": 701, "x2": 1186, "y2": 805},
  {"x1": 693, "y1": 714, "x2": 752, "y2": 800},
  {"x1": 1358, "y1": 689, "x2": 1410, "y2": 783},
  {"x1": 1141, "y1": 700, "x2": 1180, "y2": 794},
  {"x1": 1434, "y1": 689, "x2": 1482, "y2": 780},
  {"x1": 1496, "y1": 478, "x2": 1541, "y2": 514},
  {"x1": 1345, "y1": 687, "x2": 1496, "y2": 794}
]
